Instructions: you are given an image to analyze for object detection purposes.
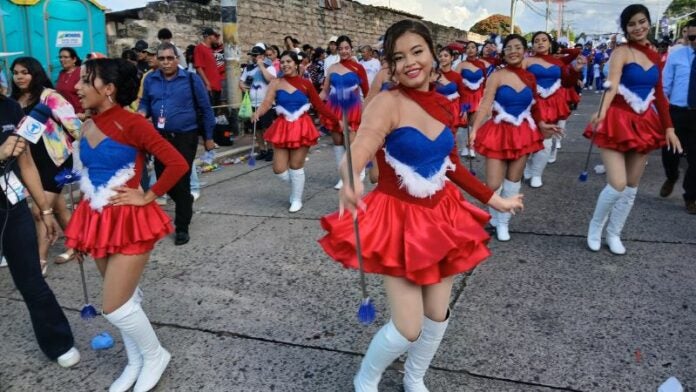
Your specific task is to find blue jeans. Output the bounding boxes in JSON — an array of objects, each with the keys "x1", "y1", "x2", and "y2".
[{"x1": 1, "y1": 200, "x2": 74, "y2": 359}]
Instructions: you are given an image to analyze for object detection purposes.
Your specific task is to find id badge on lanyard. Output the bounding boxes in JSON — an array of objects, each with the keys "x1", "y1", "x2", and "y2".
[
  {"x1": 158, "y1": 107, "x2": 166, "y2": 129},
  {"x1": 0, "y1": 170, "x2": 27, "y2": 205}
]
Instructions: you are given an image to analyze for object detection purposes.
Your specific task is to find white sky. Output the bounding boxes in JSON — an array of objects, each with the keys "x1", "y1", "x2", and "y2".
[{"x1": 99, "y1": 0, "x2": 671, "y2": 36}]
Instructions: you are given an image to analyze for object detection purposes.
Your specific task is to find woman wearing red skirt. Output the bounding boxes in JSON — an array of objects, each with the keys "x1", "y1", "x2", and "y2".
[
  {"x1": 471, "y1": 34, "x2": 553, "y2": 242},
  {"x1": 435, "y1": 47, "x2": 468, "y2": 131},
  {"x1": 455, "y1": 41, "x2": 488, "y2": 158},
  {"x1": 583, "y1": 4, "x2": 681, "y2": 255},
  {"x1": 65, "y1": 58, "x2": 187, "y2": 392},
  {"x1": 255, "y1": 51, "x2": 340, "y2": 212},
  {"x1": 523, "y1": 32, "x2": 580, "y2": 188},
  {"x1": 319, "y1": 20, "x2": 523, "y2": 392},
  {"x1": 319, "y1": 35, "x2": 369, "y2": 189}
]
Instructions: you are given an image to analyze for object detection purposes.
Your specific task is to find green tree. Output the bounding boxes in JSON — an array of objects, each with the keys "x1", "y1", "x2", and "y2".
[
  {"x1": 470, "y1": 14, "x2": 523, "y2": 36},
  {"x1": 665, "y1": 0, "x2": 695, "y2": 17}
]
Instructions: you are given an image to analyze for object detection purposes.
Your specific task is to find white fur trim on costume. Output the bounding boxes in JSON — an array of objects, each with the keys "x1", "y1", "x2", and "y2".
[
  {"x1": 492, "y1": 101, "x2": 537, "y2": 129},
  {"x1": 80, "y1": 163, "x2": 136, "y2": 212},
  {"x1": 463, "y1": 77, "x2": 484, "y2": 91},
  {"x1": 275, "y1": 103, "x2": 311, "y2": 122},
  {"x1": 384, "y1": 149, "x2": 455, "y2": 198},
  {"x1": 536, "y1": 79, "x2": 561, "y2": 98},
  {"x1": 445, "y1": 92, "x2": 460, "y2": 101},
  {"x1": 617, "y1": 84, "x2": 654, "y2": 114}
]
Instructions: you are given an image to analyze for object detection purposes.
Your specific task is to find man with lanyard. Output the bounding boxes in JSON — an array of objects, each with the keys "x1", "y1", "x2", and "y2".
[
  {"x1": 139, "y1": 43, "x2": 216, "y2": 245},
  {"x1": 661, "y1": 18, "x2": 696, "y2": 214}
]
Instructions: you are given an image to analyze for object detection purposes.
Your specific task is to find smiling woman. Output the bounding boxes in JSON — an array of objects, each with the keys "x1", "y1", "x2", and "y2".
[{"x1": 319, "y1": 19, "x2": 524, "y2": 392}]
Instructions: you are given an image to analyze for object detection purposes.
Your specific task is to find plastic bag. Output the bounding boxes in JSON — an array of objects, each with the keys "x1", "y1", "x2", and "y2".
[{"x1": 239, "y1": 91, "x2": 252, "y2": 119}]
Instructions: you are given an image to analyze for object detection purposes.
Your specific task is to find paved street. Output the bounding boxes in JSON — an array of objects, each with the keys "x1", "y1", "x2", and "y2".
[{"x1": 2, "y1": 91, "x2": 695, "y2": 392}]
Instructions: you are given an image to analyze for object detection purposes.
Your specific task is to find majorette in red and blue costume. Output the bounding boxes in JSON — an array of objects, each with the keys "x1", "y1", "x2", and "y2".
[
  {"x1": 460, "y1": 58, "x2": 488, "y2": 114},
  {"x1": 64, "y1": 106, "x2": 187, "y2": 259},
  {"x1": 264, "y1": 75, "x2": 340, "y2": 149},
  {"x1": 320, "y1": 59, "x2": 369, "y2": 132},
  {"x1": 436, "y1": 70, "x2": 469, "y2": 128},
  {"x1": 583, "y1": 42, "x2": 672, "y2": 153},
  {"x1": 475, "y1": 66, "x2": 545, "y2": 160},
  {"x1": 527, "y1": 48, "x2": 580, "y2": 123},
  {"x1": 319, "y1": 86, "x2": 494, "y2": 285}
]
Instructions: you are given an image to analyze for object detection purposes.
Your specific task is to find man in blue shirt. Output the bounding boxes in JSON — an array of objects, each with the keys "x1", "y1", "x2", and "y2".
[
  {"x1": 661, "y1": 18, "x2": 696, "y2": 214},
  {"x1": 139, "y1": 42, "x2": 215, "y2": 244}
]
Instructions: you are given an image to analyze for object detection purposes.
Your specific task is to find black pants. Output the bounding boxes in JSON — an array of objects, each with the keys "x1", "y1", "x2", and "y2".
[
  {"x1": 1, "y1": 200, "x2": 74, "y2": 359},
  {"x1": 661, "y1": 106, "x2": 696, "y2": 201},
  {"x1": 155, "y1": 131, "x2": 198, "y2": 233}
]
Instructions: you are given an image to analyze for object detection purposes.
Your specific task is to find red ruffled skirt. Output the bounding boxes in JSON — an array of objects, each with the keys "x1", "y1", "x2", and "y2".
[
  {"x1": 319, "y1": 183, "x2": 491, "y2": 286},
  {"x1": 320, "y1": 102, "x2": 361, "y2": 133},
  {"x1": 566, "y1": 87, "x2": 580, "y2": 106},
  {"x1": 65, "y1": 200, "x2": 173, "y2": 259},
  {"x1": 537, "y1": 90, "x2": 570, "y2": 123},
  {"x1": 582, "y1": 100, "x2": 664, "y2": 153},
  {"x1": 475, "y1": 119, "x2": 544, "y2": 160},
  {"x1": 264, "y1": 113, "x2": 320, "y2": 149},
  {"x1": 461, "y1": 88, "x2": 484, "y2": 114}
]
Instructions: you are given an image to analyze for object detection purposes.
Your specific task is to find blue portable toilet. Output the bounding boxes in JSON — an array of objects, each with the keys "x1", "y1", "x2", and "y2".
[{"x1": 0, "y1": 0, "x2": 107, "y2": 82}]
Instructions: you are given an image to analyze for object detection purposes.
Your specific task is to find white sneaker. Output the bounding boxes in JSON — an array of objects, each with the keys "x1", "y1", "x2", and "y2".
[
  {"x1": 57, "y1": 347, "x2": 80, "y2": 368},
  {"x1": 468, "y1": 148, "x2": 476, "y2": 158},
  {"x1": 530, "y1": 176, "x2": 543, "y2": 188},
  {"x1": 0, "y1": 256, "x2": 7, "y2": 267},
  {"x1": 191, "y1": 190, "x2": 200, "y2": 202},
  {"x1": 460, "y1": 146, "x2": 469, "y2": 157}
]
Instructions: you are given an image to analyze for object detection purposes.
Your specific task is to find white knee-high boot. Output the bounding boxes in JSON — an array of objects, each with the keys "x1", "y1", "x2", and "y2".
[
  {"x1": 527, "y1": 138, "x2": 552, "y2": 187},
  {"x1": 109, "y1": 288, "x2": 144, "y2": 392},
  {"x1": 104, "y1": 293, "x2": 171, "y2": 392},
  {"x1": 275, "y1": 170, "x2": 289, "y2": 184},
  {"x1": 606, "y1": 186, "x2": 637, "y2": 255},
  {"x1": 354, "y1": 320, "x2": 412, "y2": 392},
  {"x1": 403, "y1": 314, "x2": 450, "y2": 392},
  {"x1": 496, "y1": 180, "x2": 521, "y2": 242},
  {"x1": 288, "y1": 168, "x2": 305, "y2": 213},
  {"x1": 587, "y1": 184, "x2": 623, "y2": 251},
  {"x1": 333, "y1": 145, "x2": 345, "y2": 190}
]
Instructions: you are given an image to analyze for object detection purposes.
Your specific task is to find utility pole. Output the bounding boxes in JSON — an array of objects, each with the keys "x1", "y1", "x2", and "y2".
[
  {"x1": 510, "y1": 0, "x2": 518, "y2": 34},
  {"x1": 221, "y1": 0, "x2": 241, "y2": 126},
  {"x1": 545, "y1": 0, "x2": 551, "y2": 31}
]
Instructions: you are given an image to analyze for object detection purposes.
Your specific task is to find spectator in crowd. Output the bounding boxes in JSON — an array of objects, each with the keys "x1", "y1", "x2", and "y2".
[
  {"x1": 324, "y1": 35, "x2": 339, "y2": 76},
  {"x1": 213, "y1": 37, "x2": 226, "y2": 105},
  {"x1": 240, "y1": 44, "x2": 277, "y2": 161},
  {"x1": 660, "y1": 18, "x2": 696, "y2": 213},
  {"x1": 302, "y1": 44, "x2": 314, "y2": 60},
  {"x1": 133, "y1": 40, "x2": 150, "y2": 76},
  {"x1": 121, "y1": 49, "x2": 138, "y2": 67},
  {"x1": 158, "y1": 27, "x2": 187, "y2": 67},
  {"x1": 0, "y1": 87, "x2": 79, "y2": 369},
  {"x1": 308, "y1": 47, "x2": 326, "y2": 92},
  {"x1": 185, "y1": 44, "x2": 196, "y2": 73},
  {"x1": 194, "y1": 27, "x2": 223, "y2": 107},
  {"x1": 10, "y1": 57, "x2": 81, "y2": 274},
  {"x1": 139, "y1": 43, "x2": 216, "y2": 245},
  {"x1": 670, "y1": 25, "x2": 689, "y2": 52},
  {"x1": 284, "y1": 35, "x2": 298, "y2": 53},
  {"x1": 292, "y1": 38, "x2": 301, "y2": 53},
  {"x1": 266, "y1": 45, "x2": 281, "y2": 73},
  {"x1": 55, "y1": 48, "x2": 83, "y2": 118},
  {"x1": 359, "y1": 45, "x2": 381, "y2": 85},
  {"x1": 593, "y1": 44, "x2": 608, "y2": 92}
]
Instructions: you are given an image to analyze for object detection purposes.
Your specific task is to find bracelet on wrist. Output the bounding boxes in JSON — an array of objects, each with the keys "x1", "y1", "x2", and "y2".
[{"x1": 40, "y1": 208, "x2": 54, "y2": 216}]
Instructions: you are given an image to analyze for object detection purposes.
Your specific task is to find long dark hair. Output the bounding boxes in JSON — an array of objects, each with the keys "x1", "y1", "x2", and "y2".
[
  {"x1": 620, "y1": 4, "x2": 651, "y2": 38},
  {"x1": 59, "y1": 47, "x2": 82, "y2": 67},
  {"x1": 336, "y1": 35, "x2": 353, "y2": 48},
  {"x1": 531, "y1": 31, "x2": 553, "y2": 54},
  {"x1": 383, "y1": 20, "x2": 436, "y2": 78},
  {"x1": 83, "y1": 58, "x2": 139, "y2": 107},
  {"x1": 10, "y1": 57, "x2": 53, "y2": 104}
]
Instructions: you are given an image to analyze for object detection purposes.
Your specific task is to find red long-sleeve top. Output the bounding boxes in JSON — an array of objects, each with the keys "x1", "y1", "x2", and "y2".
[{"x1": 91, "y1": 105, "x2": 188, "y2": 197}]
